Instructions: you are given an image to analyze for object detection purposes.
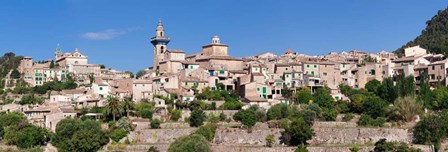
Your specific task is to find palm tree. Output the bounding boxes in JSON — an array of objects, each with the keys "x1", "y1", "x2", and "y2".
[
  {"x1": 105, "y1": 96, "x2": 122, "y2": 121},
  {"x1": 122, "y1": 97, "x2": 135, "y2": 117}
]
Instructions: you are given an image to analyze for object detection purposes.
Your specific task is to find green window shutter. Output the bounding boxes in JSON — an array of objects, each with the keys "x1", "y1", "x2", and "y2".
[
  {"x1": 286, "y1": 68, "x2": 288, "y2": 70},
  {"x1": 314, "y1": 64, "x2": 317, "y2": 68},
  {"x1": 220, "y1": 70, "x2": 224, "y2": 74},
  {"x1": 311, "y1": 71, "x2": 314, "y2": 75},
  {"x1": 185, "y1": 82, "x2": 188, "y2": 86},
  {"x1": 307, "y1": 64, "x2": 310, "y2": 68},
  {"x1": 257, "y1": 88, "x2": 260, "y2": 91},
  {"x1": 263, "y1": 87, "x2": 267, "y2": 94},
  {"x1": 286, "y1": 74, "x2": 289, "y2": 78},
  {"x1": 100, "y1": 87, "x2": 103, "y2": 90}
]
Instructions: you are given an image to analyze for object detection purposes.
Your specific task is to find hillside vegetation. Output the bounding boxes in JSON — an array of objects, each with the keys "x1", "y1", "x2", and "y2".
[{"x1": 397, "y1": 8, "x2": 448, "y2": 55}]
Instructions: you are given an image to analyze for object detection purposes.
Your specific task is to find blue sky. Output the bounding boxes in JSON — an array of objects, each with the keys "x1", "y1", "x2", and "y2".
[{"x1": 0, "y1": 0, "x2": 447, "y2": 72}]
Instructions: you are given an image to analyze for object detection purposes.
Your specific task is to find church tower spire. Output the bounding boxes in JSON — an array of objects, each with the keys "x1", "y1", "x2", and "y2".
[
  {"x1": 55, "y1": 43, "x2": 62, "y2": 59},
  {"x1": 150, "y1": 20, "x2": 170, "y2": 74}
]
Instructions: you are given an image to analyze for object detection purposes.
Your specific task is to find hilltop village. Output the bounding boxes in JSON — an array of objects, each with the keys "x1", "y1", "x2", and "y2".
[{"x1": 0, "y1": 21, "x2": 446, "y2": 152}]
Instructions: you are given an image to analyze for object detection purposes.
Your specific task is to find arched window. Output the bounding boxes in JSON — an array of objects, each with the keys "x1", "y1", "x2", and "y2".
[
  {"x1": 160, "y1": 32, "x2": 163, "y2": 37},
  {"x1": 160, "y1": 46, "x2": 164, "y2": 53}
]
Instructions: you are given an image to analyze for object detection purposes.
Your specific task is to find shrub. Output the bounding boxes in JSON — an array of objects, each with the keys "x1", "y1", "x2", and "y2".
[
  {"x1": 390, "y1": 96, "x2": 422, "y2": 122},
  {"x1": 147, "y1": 146, "x2": 160, "y2": 152},
  {"x1": 350, "y1": 146, "x2": 360, "y2": 152},
  {"x1": 373, "y1": 139, "x2": 421, "y2": 152},
  {"x1": 167, "y1": 134, "x2": 211, "y2": 152},
  {"x1": 302, "y1": 110, "x2": 317, "y2": 126},
  {"x1": 170, "y1": 110, "x2": 182, "y2": 122},
  {"x1": 358, "y1": 114, "x2": 386, "y2": 127},
  {"x1": 321, "y1": 108, "x2": 338, "y2": 121},
  {"x1": 219, "y1": 113, "x2": 226, "y2": 121},
  {"x1": 281, "y1": 118, "x2": 313, "y2": 146},
  {"x1": 189, "y1": 109, "x2": 206, "y2": 127},
  {"x1": 207, "y1": 113, "x2": 219, "y2": 123},
  {"x1": 265, "y1": 134, "x2": 275, "y2": 147},
  {"x1": 193, "y1": 123, "x2": 217, "y2": 142},
  {"x1": 110, "y1": 128, "x2": 128, "y2": 143},
  {"x1": 295, "y1": 144, "x2": 309, "y2": 152},
  {"x1": 233, "y1": 109, "x2": 257, "y2": 128},
  {"x1": 150, "y1": 119, "x2": 162, "y2": 129},
  {"x1": 343, "y1": 113, "x2": 355, "y2": 122}
]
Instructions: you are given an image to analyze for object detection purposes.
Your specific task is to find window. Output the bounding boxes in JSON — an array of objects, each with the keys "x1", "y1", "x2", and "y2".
[
  {"x1": 280, "y1": 75, "x2": 283, "y2": 79},
  {"x1": 220, "y1": 70, "x2": 225, "y2": 74},
  {"x1": 323, "y1": 72, "x2": 327, "y2": 76},
  {"x1": 314, "y1": 65, "x2": 317, "y2": 68},
  {"x1": 286, "y1": 68, "x2": 288, "y2": 70},
  {"x1": 257, "y1": 88, "x2": 260, "y2": 91},
  {"x1": 311, "y1": 71, "x2": 314, "y2": 75},
  {"x1": 185, "y1": 82, "x2": 188, "y2": 86},
  {"x1": 286, "y1": 74, "x2": 289, "y2": 78},
  {"x1": 433, "y1": 66, "x2": 435, "y2": 70},
  {"x1": 99, "y1": 87, "x2": 103, "y2": 90},
  {"x1": 307, "y1": 64, "x2": 310, "y2": 68}
]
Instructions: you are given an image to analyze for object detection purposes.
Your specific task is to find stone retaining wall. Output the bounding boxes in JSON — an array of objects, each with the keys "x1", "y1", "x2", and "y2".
[
  {"x1": 213, "y1": 128, "x2": 283, "y2": 145},
  {"x1": 127, "y1": 128, "x2": 196, "y2": 144},
  {"x1": 310, "y1": 127, "x2": 412, "y2": 145}
]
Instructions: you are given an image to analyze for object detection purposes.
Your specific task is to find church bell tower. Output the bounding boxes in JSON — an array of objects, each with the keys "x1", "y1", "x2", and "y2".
[{"x1": 150, "y1": 20, "x2": 170, "y2": 73}]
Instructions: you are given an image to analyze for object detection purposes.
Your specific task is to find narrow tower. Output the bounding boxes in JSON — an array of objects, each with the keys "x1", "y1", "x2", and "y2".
[
  {"x1": 150, "y1": 20, "x2": 170, "y2": 73},
  {"x1": 55, "y1": 43, "x2": 62, "y2": 59}
]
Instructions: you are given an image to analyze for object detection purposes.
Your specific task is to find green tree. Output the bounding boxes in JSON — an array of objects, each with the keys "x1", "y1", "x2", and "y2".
[
  {"x1": 53, "y1": 118, "x2": 109, "y2": 152},
  {"x1": 135, "y1": 101, "x2": 154, "y2": 119},
  {"x1": 313, "y1": 87, "x2": 334, "y2": 109},
  {"x1": 49, "y1": 61, "x2": 55, "y2": 68},
  {"x1": 3, "y1": 123, "x2": 52, "y2": 148},
  {"x1": 193, "y1": 123, "x2": 216, "y2": 142},
  {"x1": 122, "y1": 97, "x2": 134, "y2": 117},
  {"x1": 267, "y1": 103, "x2": 288, "y2": 120},
  {"x1": 10, "y1": 69, "x2": 21, "y2": 79},
  {"x1": 413, "y1": 113, "x2": 448, "y2": 150},
  {"x1": 365, "y1": 79, "x2": 381, "y2": 94},
  {"x1": 136, "y1": 70, "x2": 147, "y2": 79},
  {"x1": 396, "y1": 75, "x2": 416, "y2": 97},
  {"x1": 363, "y1": 96, "x2": 388, "y2": 118},
  {"x1": 297, "y1": 87, "x2": 312, "y2": 104},
  {"x1": 189, "y1": 109, "x2": 206, "y2": 127},
  {"x1": 377, "y1": 77, "x2": 397, "y2": 103},
  {"x1": 0, "y1": 112, "x2": 27, "y2": 137},
  {"x1": 167, "y1": 134, "x2": 211, "y2": 152},
  {"x1": 105, "y1": 97, "x2": 122, "y2": 121},
  {"x1": 418, "y1": 72, "x2": 432, "y2": 108},
  {"x1": 281, "y1": 118, "x2": 313, "y2": 146},
  {"x1": 125, "y1": 71, "x2": 134, "y2": 78},
  {"x1": 233, "y1": 109, "x2": 257, "y2": 128}
]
